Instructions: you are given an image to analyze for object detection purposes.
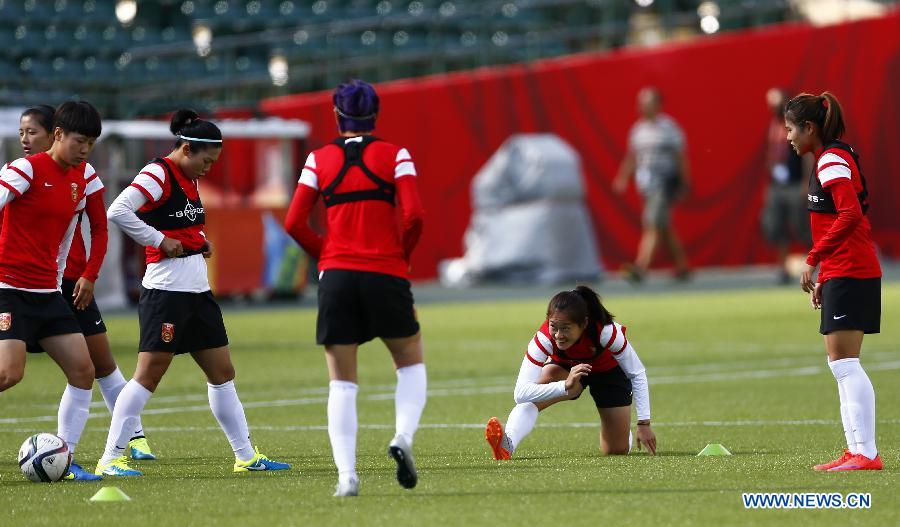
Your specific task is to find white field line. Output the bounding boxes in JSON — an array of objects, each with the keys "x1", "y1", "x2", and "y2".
[
  {"x1": 2, "y1": 418, "x2": 900, "y2": 435},
  {"x1": 4, "y1": 358, "x2": 900, "y2": 425}
]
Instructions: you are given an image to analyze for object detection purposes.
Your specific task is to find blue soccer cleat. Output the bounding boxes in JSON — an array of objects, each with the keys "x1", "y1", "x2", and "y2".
[
  {"x1": 128, "y1": 436, "x2": 156, "y2": 460},
  {"x1": 62, "y1": 461, "x2": 102, "y2": 481},
  {"x1": 233, "y1": 447, "x2": 290, "y2": 472},
  {"x1": 95, "y1": 456, "x2": 143, "y2": 477}
]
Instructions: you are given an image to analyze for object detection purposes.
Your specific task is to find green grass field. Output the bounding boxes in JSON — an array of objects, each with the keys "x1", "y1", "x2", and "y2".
[{"x1": 1, "y1": 284, "x2": 898, "y2": 526}]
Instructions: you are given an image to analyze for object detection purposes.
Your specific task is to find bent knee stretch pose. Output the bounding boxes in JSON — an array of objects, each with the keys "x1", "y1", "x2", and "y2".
[
  {"x1": 786, "y1": 92, "x2": 882, "y2": 471},
  {"x1": 486, "y1": 286, "x2": 655, "y2": 459},
  {"x1": 0, "y1": 101, "x2": 104, "y2": 481},
  {"x1": 285, "y1": 80, "x2": 427, "y2": 497},
  {"x1": 98, "y1": 109, "x2": 289, "y2": 477}
]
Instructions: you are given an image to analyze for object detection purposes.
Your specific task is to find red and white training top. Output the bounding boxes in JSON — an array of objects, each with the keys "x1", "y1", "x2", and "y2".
[
  {"x1": 514, "y1": 320, "x2": 650, "y2": 421},
  {"x1": 0, "y1": 153, "x2": 98, "y2": 291},
  {"x1": 107, "y1": 159, "x2": 209, "y2": 293},
  {"x1": 807, "y1": 146, "x2": 881, "y2": 282},
  {"x1": 284, "y1": 137, "x2": 424, "y2": 279}
]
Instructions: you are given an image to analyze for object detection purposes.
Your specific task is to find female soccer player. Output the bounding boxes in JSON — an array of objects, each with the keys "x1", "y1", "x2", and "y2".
[
  {"x1": 485, "y1": 286, "x2": 656, "y2": 459},
  {"x1": 97, "y1": 109, "x2": 289, "y2": 476},
  {"x1": 285, "y1": 80, "x2": 426, "y2": 497},
  {"x1": 785, "y1": 92, "x2": 883, "y2": 471},
  {"x1": 0, "y1": 101, "x2": 105, "y2": 480},
  {"x1": 14, "y1": 105, "x2": 155, "y2": 462}
]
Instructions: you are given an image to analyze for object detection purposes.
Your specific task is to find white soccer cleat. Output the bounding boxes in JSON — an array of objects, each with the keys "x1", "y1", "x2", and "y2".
[
  {"x1": 388, "y1": 434, "x2": 417, "y2": 489},
  {"x1": 333, "y1": 476, "x2": 359, "y2": 497}
]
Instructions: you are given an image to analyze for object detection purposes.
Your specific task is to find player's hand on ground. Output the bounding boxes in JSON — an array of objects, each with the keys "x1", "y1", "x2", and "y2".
[
  {"x1": 810, "y1": 282, "x2": 822, "y2": 310},
  {"x1": 800, "y1": 263, "x2": 817, "y2": 293},
  {"x1": 202, "y1": 240, "x2": 214, "y2": 259},
  {"x1": 635, "y1": 424, "x2": 657, "y2": 455},
  {"x1": 72, "y1": 277, "x2": 94, "y2": 310},
  {"x1": 564, "y1": 363, "x2": 591, "y2": 396},
  {"x1": 160, "y1": 237, "x2": 184, "y2": 258}
]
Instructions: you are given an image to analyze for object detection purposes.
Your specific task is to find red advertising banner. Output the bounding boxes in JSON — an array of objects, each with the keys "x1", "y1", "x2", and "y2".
[{"x1": 261, "y1": 15, "x2": 900, "y2": 280}]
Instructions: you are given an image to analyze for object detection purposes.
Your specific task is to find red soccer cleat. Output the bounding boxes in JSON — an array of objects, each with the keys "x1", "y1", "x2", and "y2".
[
  {"x1": 829, "y1": 453, "x2": 883, "y2": 471},
  {"x1": 485, "y1": 417, "x2": 511, "y2": 460},
  {"x1": 813, "y1": 449, "x2": 853, "y2": 471}
]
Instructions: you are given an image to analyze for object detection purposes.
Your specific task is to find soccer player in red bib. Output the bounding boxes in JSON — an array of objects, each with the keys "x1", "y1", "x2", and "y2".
[
  {"x1": 285, "y1": 80, "x2": 426, "y2": 497},
  {"x1": 10, "y1": 104, "x2": 155, "y2": 462},
  {"x1": 485, "y1": 286, "x2": 656, "y2": 459},
  {"x1": 0, "y1": 101, "x2": 105, "y2": 480},
  {"x1": 97, "y1": 109, "x2": 289, "y2": 477},
  {"x1": 785, "y1": 92, "x2": 883, "y2": 471}
]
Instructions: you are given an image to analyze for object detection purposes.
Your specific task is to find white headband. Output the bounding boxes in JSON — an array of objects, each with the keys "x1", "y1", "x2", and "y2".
[{"x1": 179, "y1": 135, "x2": 222, "y2": 143}]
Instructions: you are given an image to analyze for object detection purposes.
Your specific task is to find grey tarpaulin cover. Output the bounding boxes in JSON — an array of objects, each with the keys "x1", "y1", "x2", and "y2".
[{"x1": 439, "y1": 134, "x2": 603, "y2": 286}]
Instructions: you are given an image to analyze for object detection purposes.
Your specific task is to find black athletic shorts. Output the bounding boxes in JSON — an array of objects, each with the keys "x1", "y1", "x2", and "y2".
[
  {"x1": 138, "y1": 287, "x2": 229, "y2": 354},
  {"x1": 0, "y1": 289, "x2": 82, "y2": 350},
  {"x1": 60, "y1": 278, "x2": 107, "y2": 337},
  {"x1": 551, "y1": 362, "x2": 633, "y2": 408},
  {"x1": 317, "y1": 269, "x2": 420, "y2": 346},
  {"x1": 820, "y1": 277, "x2": 881, "y2": 335}
]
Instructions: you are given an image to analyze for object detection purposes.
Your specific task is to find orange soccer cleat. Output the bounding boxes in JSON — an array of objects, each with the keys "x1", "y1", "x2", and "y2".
[
  {"x1": 813, "y1": 449, "x2": 853, "y2": 471},
  {"x1": 485, "y1": 417, "x2": 511, "y2": 460},
  {"x1": 829, "y1": 453, "x2": 883, "y2": 471}
]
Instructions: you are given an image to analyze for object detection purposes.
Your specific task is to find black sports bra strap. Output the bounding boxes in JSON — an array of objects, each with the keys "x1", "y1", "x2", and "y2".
[{"x1": 321, "y1": 136, "x2": 396, "y2": 208}]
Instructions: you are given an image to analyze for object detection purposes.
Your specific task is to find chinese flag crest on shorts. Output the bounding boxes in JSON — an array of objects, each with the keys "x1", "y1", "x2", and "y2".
[
  {"x1": 0, "y1": 313, "x2": 10, "y2": 331},
  {"x1": 161, "y1": 322, "x2": 175, "y2": 343}
]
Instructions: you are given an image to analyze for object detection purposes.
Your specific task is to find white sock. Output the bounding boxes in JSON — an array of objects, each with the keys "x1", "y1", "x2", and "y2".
[
  {"x1": 97, "y1": 367, "x2": 146, "y2": 441},
  {"x1": 833, "y1": 370, "x2": 858, "y2": 454},
  {"x1": 208, "y1": 380, "x2": 254, "y2": 461},
  {"x1": 829, "y1": 358, "x2": 877, "y2": 459},
  {"x1": 394, "y1": 363, "x2": 427, "y2": 445},
  {"x1": 328, "y1": 380, "x2": 358, "y2": 484},
  {"x1": 628, "y1": 430, "x2": 634, "y2": 454},
  {"x1": 505, "y1": 403, "x2": 539, "y2": 454},
  {"x1": 57, "y1": 384, "x2": 92, "y2": 455},
  {"x1": 101, "y1": 380, "x2": 151, "y2": 464}
]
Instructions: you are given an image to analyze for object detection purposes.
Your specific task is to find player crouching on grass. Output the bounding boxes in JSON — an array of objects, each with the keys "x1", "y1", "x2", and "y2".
[
  {"x1": 96, "y1": 109, "x2": 289, "y2": 477},
  {"x1": 486, "y1": 286, "x2": 656, "y2": 459}
]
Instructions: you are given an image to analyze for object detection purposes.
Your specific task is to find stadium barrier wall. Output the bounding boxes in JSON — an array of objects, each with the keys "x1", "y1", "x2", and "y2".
[{"x1": 259, "y1": 14, "x2": 900, "y2": 280}]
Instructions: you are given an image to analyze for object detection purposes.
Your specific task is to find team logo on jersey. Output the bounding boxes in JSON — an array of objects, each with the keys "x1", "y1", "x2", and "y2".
[
  {"x1": 0, "y1": 312, "x2": 10, "y2": 331},
  {"x1": 70, "y1": 182, "x2": 79, "y2": 202},
  {"x1": 168, "y1": 201, "x2": 204, "y2": 222},
  {"x1": 161, "y1": 323, "x2": 175, "y2": 343}
]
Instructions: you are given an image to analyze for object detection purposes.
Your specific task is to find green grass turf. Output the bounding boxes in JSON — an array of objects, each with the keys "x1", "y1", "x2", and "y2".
[{"x1": 1, "y1": 284, "x2": 898, "y2": 526}]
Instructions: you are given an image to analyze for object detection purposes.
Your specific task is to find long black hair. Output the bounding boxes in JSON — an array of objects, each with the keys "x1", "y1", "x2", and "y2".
[
  {"x1": 784, "y1": 91, "x2": 845, "y2": 145},
  {"x1": 170, "y1": 108, "x2": 222, "y2": 152},
  {"x1": 546, "y1": 285, "x2": 614, "y2": 351}
]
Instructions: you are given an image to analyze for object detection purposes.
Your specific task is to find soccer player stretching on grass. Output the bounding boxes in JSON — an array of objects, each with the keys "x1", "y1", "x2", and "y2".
[
  {"x1": 0, "y1": 101, "x2": 104, "y2": 480},
  {"x1": 285, "y1": 80, "x2": 426, "y2": 497},
  {"x1": 9, "y1": 105, "x2": 155, "y2": 463},
  {"x1": 786, "y1": 92, "x2": 883, "y2": 471},
  {"x1": 97, "y1": 109, "x2": 289, "y2": 476},
  {"x1": 485, "y1": 286, "x2": 656, "y2": 459}
]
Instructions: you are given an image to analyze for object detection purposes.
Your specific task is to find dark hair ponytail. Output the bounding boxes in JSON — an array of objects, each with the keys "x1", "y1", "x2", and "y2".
[
  {"x1": 546, "y1": 285, "x2": 615, "y2": 351},
  {"x1": 784, "y1": 91, "x2": 845, "y2": 144},
  {"x1": 21, "y1": 104, "x2": 56, "y2": 133},
  {"x1": 170, "y1": 108, "x2": 222, "y2": 152}
]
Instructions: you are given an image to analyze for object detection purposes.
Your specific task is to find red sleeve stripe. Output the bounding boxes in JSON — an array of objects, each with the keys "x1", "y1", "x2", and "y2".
[
  {"x1": 817, "y1": 161, "x2": 850, "y2": 173},
  {"x1": 140, "y1": 171, "x2": 165, "y2": 189},
  {"x1": 611, "y1": 338, "x2": 629, "y2": 355},
  {"x1": 303, "y1": 165, "x2": 319, "y2": 174},
  {"x1": 525, "y1": 352, "x2": 543, "y2": 366},
  {"x1": 0, "y1": 180, "x2": 21, "y2": 197},
  {"x1": 394, "y1": 157, "x2": 412, "y2": 165},
  {"x1": 85, "y1": 173, "x2": 98, "y2": 184},
  {"x1": 8, "y1": 165, "x2": 32, "y2": 183},
  {"x1": 130, "y1": 183, "x2": 153, "y2": 202},
  {"x1": 603, "y1": 325, "x2": 618, "y2": 350},
  {"x1": 533, "y1": 335, "x2": 549, "y2": 355}
]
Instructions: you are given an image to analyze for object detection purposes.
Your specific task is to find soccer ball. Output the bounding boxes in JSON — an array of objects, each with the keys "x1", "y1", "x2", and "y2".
[{"x1": 17, "y1": 433, "x2": 72, "y2": 483}]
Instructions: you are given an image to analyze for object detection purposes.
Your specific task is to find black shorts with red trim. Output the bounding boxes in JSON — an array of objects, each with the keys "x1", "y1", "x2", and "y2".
[
  {"x1": 138, "y1": 287, "x2": 228, "y2": 354},
  {"x1": 0, "y1": 289, "x2": 82, "y2": 350},
  {"x1": 316, "y1": 269, "x2": 420, "y2": 345},
  {"x1": 61, "y1": 278, "x2": 107, "y2": 337},
  {"x1": 820, "y1": 277, "x2": 880, "y2": 335},
  {"x1": 549, "y1": 362, "x2": 633, "y2": 408}
]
